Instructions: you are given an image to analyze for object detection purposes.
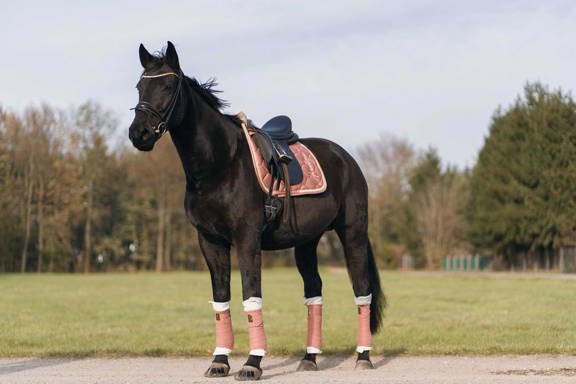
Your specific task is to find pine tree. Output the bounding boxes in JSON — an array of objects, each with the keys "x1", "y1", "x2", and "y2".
[{"x1": 467, "y1": 83, "x2": 576, "y2": 269}]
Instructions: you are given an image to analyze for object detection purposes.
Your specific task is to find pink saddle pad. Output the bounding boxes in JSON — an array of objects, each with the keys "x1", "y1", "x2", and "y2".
[{"x1": 241, "y1": 123, "x2": 327, "y2": 197}]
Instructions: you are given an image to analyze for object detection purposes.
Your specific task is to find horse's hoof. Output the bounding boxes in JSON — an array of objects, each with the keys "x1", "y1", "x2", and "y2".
[
  {"x1": 297, "y1": 359, "x2": 318, "y2": 371},
  {"x1": 204, "y1": 362, "x2": 230, "y2": 377},
  {"x1": 234, "y1": 365, "x2": 262, "y2": 381},
  {"x1": 355, "y1": 359, "x2": 374, "y2": 370}
]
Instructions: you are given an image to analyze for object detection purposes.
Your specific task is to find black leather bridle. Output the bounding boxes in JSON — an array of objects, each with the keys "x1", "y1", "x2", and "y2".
[{"x1": 131, "y1": 71, "x2": 183, "y2": 137}]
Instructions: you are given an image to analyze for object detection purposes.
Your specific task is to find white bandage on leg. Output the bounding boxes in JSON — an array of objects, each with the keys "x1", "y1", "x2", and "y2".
[
  {"x1": 302, "y1": 296, "x2": 323, "y2": 306},
  {"x1": 249, "y1": 349, "x2": 266, "y2": 356},
  {"x1": 354, "y1": 294, "x2": 372, "y2": 306},
  {"x1": 242, "y1": 297, "x2": 263, "y2": 312},
  {"x1": 209, "y1": 301, "x2": 230, "y2": 312},
  {"x1": 356, "y1": 346, "x2": 372, "y2": 353},
  {"x1": 307, "y1": 346, "x2": 322, "y2": 354},
  {"x1": 213, "y1": 347, "x2": 232, "y2": 355}
]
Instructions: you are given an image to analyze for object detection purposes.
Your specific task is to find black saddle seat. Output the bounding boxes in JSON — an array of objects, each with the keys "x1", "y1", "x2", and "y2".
[
  {"x1": 258, "y1": 115, "x2": 303, "y2": 185},
  {"x1": 261, "y1": 115, "x2": 298, "y2": 142}
]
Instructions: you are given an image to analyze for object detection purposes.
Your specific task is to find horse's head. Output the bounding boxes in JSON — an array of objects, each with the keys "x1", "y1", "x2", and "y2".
[{"x1": 129, "y1": 41, "x2": 183, "y2": 151}]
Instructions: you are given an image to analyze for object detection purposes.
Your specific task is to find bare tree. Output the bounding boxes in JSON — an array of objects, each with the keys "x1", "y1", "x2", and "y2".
[
  {"x1": 415, "y1": 175, "x2": 464, "y2": 269},
  {"x1": 358, "y1": 134, "x2": 417, "y2": 266}
]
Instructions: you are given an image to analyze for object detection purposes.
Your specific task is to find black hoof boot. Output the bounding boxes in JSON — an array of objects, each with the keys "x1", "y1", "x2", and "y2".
[
  {"x1": 355, "y1": 350, "x2": 374, "y2": 370},
  {"x1": 235, "y1": 365, "x2": 262, "y2": 381},
  {"x1": 297, "y1": 353, "x2": 318, "y2": 371},
  {"x1": 235, "y1": 355, "x2": 263, "y2": 381},
  {"x1": 204, "y1": 355, "x2": 230, "y2": 377}
]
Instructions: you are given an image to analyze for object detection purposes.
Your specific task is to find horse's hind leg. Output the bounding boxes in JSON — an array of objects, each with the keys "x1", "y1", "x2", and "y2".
[
  {"x1": 336, "y1": 219, "x2": 379, "y2": 370},
  {"x1": 294, "y1": 236, "x2": 323, "y2": 371}
]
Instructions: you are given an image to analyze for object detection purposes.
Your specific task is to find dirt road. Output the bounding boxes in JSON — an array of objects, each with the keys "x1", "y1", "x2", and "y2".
[{"x1": 1, "y1": 356, "x2": 576, "y2": 383}]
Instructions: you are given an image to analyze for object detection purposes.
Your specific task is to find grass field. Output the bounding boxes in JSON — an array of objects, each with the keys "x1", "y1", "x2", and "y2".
[{"x1": 1, "y1": 269, "x2": 575, "y2": 357}]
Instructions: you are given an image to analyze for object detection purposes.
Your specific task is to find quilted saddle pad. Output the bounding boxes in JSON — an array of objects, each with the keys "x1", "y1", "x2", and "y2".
[{"x1": 241, "y1": 123, "x2": 327, "y2": 197}]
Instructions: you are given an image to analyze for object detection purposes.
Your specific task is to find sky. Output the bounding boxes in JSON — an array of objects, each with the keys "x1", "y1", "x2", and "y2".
[{"x1": 1, "y1": 0, "x2": 575, "y2": 167}]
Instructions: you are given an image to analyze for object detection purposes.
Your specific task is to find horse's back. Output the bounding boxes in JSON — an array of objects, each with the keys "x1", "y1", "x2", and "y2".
[{"x1": 300, "y1": 137, "x2": 368, "y2": 196}]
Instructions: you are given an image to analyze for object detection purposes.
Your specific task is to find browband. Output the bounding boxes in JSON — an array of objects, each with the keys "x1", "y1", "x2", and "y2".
[{"x1": 141, "y1": 72, "x2": 180, "y2": 79}]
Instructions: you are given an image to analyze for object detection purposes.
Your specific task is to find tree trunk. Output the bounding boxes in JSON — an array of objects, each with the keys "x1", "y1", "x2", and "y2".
[
  {"x1": 164, "y1": 208, "x2": 171, "y2": 271},
  {"x1": 83, "y1": 179, "x2": 93, "y2": 274},
  {"x1": 522, "y1": 252, "x2": 527, "y2": 271},
  {"x1": 37, "y1": 180, "x2": 44, "y2": 273},
  {"x1": 21, "y1": 168, "x2": 34, "y2": 273},
  {"x1": 155, "y1": 194, "x2": 165, "y2": 272}
]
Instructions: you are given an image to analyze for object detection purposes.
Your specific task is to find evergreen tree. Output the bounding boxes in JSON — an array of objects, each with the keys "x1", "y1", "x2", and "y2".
[{"x1": 467, "y1": 83, "x2": 576, "y2": 268}]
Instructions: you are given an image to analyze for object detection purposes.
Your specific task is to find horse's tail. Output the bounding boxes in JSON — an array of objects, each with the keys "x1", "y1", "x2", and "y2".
[{"x1": 367, "y1": 240, "x2": 385, "y2": 333}]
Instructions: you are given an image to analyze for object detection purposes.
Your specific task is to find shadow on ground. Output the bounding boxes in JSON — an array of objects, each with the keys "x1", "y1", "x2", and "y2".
[
  {"x1": 261, "y1": 348, "x2": 406, "y2": 380},
  {"x1": 0, "y1": 359, "x2": 75, "y2": 376}
]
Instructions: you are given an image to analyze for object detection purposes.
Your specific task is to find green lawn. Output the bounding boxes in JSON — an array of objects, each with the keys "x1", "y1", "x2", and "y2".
[{"x1": 1, "y1": 269, "x2": 575, "y2": 357}]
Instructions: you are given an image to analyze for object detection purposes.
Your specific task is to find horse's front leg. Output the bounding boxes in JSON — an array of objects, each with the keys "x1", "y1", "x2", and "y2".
[
  {"x1": 199, "y1": 233, "x2": 233, "y2": 378},
  {"x1": 235, "y1": 234, "x2": 266, "y2": 381}
]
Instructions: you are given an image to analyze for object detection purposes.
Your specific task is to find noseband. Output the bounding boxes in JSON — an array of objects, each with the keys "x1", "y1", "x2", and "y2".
[{"x1": 131, "y1": 71, "x2": 183, "y2": 136}]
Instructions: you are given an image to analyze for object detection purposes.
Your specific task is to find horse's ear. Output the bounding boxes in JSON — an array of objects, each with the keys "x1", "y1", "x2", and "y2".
[
  {"x1": 139, "y1": 44, "x2": 153, "y2": 68},
  {"x1": 165, "y1": 41, "x2": 180, "y2": 71}
]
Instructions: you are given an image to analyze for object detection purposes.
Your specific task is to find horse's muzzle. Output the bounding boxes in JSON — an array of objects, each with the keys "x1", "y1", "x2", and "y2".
[{"x1": 129, "y1": 121, "x2": 156, "y2": 151}]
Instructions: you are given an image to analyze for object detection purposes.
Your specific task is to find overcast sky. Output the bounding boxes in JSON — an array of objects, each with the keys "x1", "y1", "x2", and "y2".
[{"x1": 2, "y1": 0, "x2": 575, "y2": 167}]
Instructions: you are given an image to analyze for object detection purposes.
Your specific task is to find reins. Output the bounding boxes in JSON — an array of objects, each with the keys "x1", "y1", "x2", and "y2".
[{"x1": 131, "y1": 71, "x2": 183, "y2": 136}]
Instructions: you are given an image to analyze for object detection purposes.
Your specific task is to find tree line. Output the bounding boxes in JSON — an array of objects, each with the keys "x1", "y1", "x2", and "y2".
[
  {"x1": 360, "y1": 82, "x2": 576, "y2": 270},
  {"x1": 0, "y1": 102, "x2": 201, "y2": 273},
  {"x1": 1, "y1": 82, "x2": 574, "y2": 272}
]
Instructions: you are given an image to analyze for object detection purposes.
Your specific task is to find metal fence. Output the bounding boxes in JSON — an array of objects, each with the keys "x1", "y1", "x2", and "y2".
[{"x1": 442, "y1": 255, "x2": 491, "y2": 271}]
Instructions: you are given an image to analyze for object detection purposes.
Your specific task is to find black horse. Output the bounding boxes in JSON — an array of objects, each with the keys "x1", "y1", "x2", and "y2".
[{"x1": 129, "y1": 42, "x2": 384, "y2": 381}]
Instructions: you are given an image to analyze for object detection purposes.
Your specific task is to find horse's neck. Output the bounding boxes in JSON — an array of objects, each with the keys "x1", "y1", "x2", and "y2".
[{"x1": 170, "y1": 89, "x2": 240, "y2": 190}]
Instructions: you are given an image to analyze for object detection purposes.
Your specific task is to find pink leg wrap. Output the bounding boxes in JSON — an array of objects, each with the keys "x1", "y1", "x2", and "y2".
[
  {"x1": 246, "y1": 309, "x2": 267, "y2": 351},
  {"x1": 307, "y1": 305, "x2": 323, "y2": 351},
  {"x1": 214, "y1": 310, "x2": 234, "y2": 350},
  {"x1": 357, "y1": 305, "x2": 372, "y2": 348}
]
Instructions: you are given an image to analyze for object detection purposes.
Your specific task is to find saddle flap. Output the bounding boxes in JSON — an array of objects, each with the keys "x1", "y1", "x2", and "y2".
[
  {"x1": 252, "y1": 132, "x2": 273, "y2": 164},
  {"x1": 252, "y1": 129, "x2": 304, "y2": 185}
]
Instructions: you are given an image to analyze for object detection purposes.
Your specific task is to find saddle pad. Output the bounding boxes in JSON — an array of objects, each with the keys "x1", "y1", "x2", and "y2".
[{"x1": 241, "y1": 123, "x2": 327, "y2": 197}]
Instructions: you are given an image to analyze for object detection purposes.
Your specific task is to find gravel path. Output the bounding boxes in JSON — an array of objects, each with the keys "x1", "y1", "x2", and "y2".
[{"x1": 2, "y1": 356, "x2": 576, "y2": 384}]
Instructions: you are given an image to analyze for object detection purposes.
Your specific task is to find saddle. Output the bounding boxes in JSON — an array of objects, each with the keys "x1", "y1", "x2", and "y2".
[
  {"x1": 254, "y1": 115, "x2": 303, "y2": 185},
  {"x1": 236, "y1": 113, "x2": 327, "y2": 225}
]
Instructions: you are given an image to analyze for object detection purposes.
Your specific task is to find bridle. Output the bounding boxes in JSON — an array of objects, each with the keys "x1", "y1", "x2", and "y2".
[{"x1": 131, "y1": 71, "x2": 183, "y2": 136}]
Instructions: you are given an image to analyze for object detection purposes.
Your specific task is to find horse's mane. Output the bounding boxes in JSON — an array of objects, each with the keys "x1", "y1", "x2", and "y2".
[{"x1": 149, "y1": 51, "x2": 241, "y2": 126}]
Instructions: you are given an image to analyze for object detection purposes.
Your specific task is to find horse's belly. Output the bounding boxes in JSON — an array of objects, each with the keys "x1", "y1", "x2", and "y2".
[
  {"x1": 260, "y1": 198, "x2": 338, "y2": 250},
  {"x1": 261, "y1": 230, "x2": 323, "y2": 250}
]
